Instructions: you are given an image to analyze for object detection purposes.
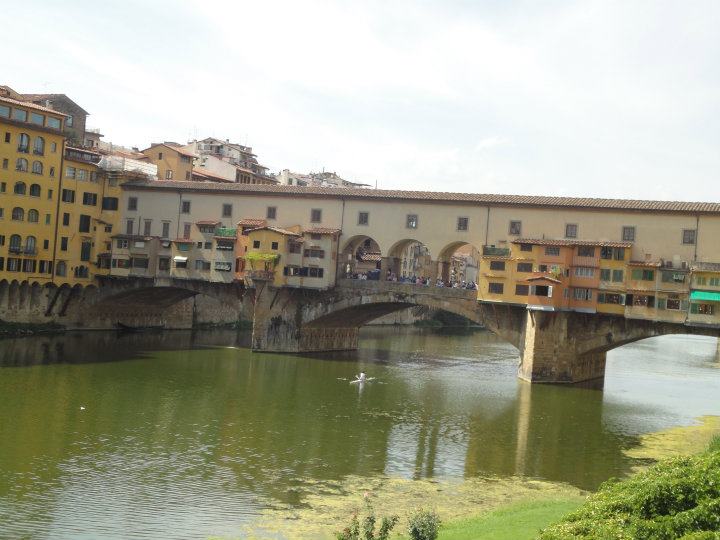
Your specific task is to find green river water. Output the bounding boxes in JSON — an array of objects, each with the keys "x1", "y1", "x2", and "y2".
[{"x1": 0, "y1": 327, "x2": 719, "y2": 539}]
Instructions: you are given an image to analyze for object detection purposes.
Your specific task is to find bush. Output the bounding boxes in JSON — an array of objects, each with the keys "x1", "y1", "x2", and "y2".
[
  {"x1": 335, "y1": 500, "x2": 398, "y2": 540},
  {"x1": 407, "y1": 508, "x2": 441, "y2": 540},
  {"x1": 539, "y1": 447, "x2": 720, "y2": 539}
]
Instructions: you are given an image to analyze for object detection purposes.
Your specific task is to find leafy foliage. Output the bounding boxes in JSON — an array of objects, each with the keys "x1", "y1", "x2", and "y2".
[
  {"x1": 407, "y1": 508, "x2": 441, "y2": 540},
  {"x1": 539, "y1": 447, "x2": 720, "y2": 539},
  {"x1": 335, "y1": 500, "x2": 398, "y2": 540}
]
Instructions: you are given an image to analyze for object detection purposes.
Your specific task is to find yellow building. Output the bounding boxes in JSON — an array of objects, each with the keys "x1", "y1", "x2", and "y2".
[
  {"x1": 688, "y1": 262, "x2": 720, "y2": 328},
  {"x1": 245, "y1": 226, "x2": 302, "y2": 287},
  {"x1": 0, "y1": 94, "x2": 66, "y2": 283},
  {"x1": 141, "y1": 143, "x2": 197, "y2": 182}
]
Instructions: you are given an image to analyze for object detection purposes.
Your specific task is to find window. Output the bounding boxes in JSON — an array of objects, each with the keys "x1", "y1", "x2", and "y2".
[
  {"x1": 267, "y1": 206, "x2": 277, "y2": 219},
  {"x1": 601, "y1": 246, "x2": 626, "y2": 261},
  {"x1": 517, "y1": 262, "x2": 533, "y2": 272},
  {"x1": 43, "y1": 239, "x2": 49, "y2": 249},
  {"x1": 65, "y1": 166, "x2": 76, "y2": 179},
  {"x1": 488, "y1": 282, "x2": 504, "y2": 294},
  {"x1": 82, "y1": 192, "x2": 98, "y2": 206},
  {"x1": 600, "y1": 269, "x2": 611, "y2": 281},
  {"x1": 661, "y1": 270, "x2": 686, "y2": 283},
  {"x1": 665, "y1": 296, "x2": 681, "y2": 310},
  {"x1": 76, "y1": 169, "x2": 86, "y2": 181},
  {"x1": 303, "y1": 248, "x2": 325, "y2": 258},
  {"x1": 29, "y1": 184, "x2": 40, "y2": 197},
  {"x1": 358, "y1": 211, "x2": 369, "y2": 226},
  {"x1": 631, "y1": 268, "x2": 655, "y2": 281},
  {"x1": 0, "y1": 105, "x2": 8, "y2": 118},
  {"x1": 126, "y1": 219, "x2": 134, "y2": 235},
  {"x1": 691, "y1": 303, "x2": 715, "y2": 315},
  {"x1": 9, "y1": 235, "x2": 21, "y2": 252},
  {"x1": 60, "y1": 237, "x2": 68, "y2": 251},
  {"x1": 112, "y1": 258, "x2": 130, "y2": 269},
  {"x1": 16, "y1": 158, "x2": 28, "y2": 171},
  {"x1": 306, "y1": 267, "x2": 325, "y2": 278},
  {"x1": 102, "y1": 197, "x2": 118, "y2": 210},
  {"x1": 50, "y1": 142, "x2": 57, "y2": 152},
  {"x1": 180, "y1": 155, "x2": 192, "y2": 164},
  {"x1": 2, "y1": 159, "x2": 6, "y2": 169},
  {"x1": 7, "y1": 257, "x2": 20, "y2": 272},
  {"x1": 53, "y1": 261, "x2": 66, "y2": 276},
  {"x1": 515, "y1": 284, "x2": 529, "y2": 295},
  {"x1": 253, "y1": 240, "x2": 261, "y2": 249},
  {"x1": 18, "y1": 133, "x2": 30, "y2": 152},
  {"x1": 62, "y1": 213, "x2": 70, "y2": 226},
  {"x1": 201, "y1": 241, "x2": 211, "y2": 249},
  {"x1": 27, "y1": 209, "x2": 39, "y2": 223},
  {"x1": 39, "y1": 260, "x2": 51, "y2": 273},
  {"x1": 598, "y1": 292, "x2": 624, "y2": 305},
  {"x1": 612, "y1": 269, "x2": 624, "y2": 282},
  {"x1": 132, "y1": 257, "x2": 149, "y2": 269},
  {"x1": 195, "y1": 260, "x2": 211, "y2": 271},
  {"x1": 577, "y1": 246, "x2": 595, "y2": 257},
  {"x1": 128, "y1": 197, "x2": 138, "y2": 211},
  {"x1": 162, "y1": 222, "x2": 170, "y2": 238},
  {"x1": 222, "y1": 204, "x2": 232, "y2": 217},
  {"x1": 47, "y1": 117, "x2": 60, "y2": 130},
  {"x1": 311, "y1": 208, "x2": 322, "y2": 223},
  {"x1": 519, "y1": 243, "x2": 532, "y2": 252},
  {"x1": 158, "y1": 152, "x2": 163, "y2": 160},
  {"x1": 80, "y1": 242, "x2": 91, "y2": 262},
  {"x1": 457, "y1": 217, "x2": 468, "y2": 231},
  {"x1": 489, "y1": 260, "x2": 506, "y2": 271},
  {"x1": 11, "y1": 207, "x2": 24, "y2": 221},
  {"x1": 181, "y1": 200, "x2": 191, "y2": 214},
  {"x1": 565, "y1": 223, "x2": 578, "y2": 238},
  {"x1": 288, "y1": 241, "x2": 302, "y2": 254},
  {"x1": 66, "y1": 115, "x2": 74, "y2": 127},
  {"x1": 47, "y1": 189, "x2": 53, "y2": 200},
  {"x1": 545, "y1": 246, "x2": 560, "y2": 256},
  {"x1": 90, "y1": 171, "x2": 98, "y2": 182},
  {"x1": 622, "y1": 226, "x2": 636, "y2": 242},
  {"x1": 49, "y1": 166, "x2": 55, "y2": 177},
  {"x1": 509, "y1": 220, "x2": 522, "y2": 235},
  {"x1": 165, "y1": 169, "x2": 174, "y2": 180},
  {"x1": 61, "y1": 189, "x2": 75, "y2": 203},
  {"x1": 183, "y1": 222, "x2": 191, "y2": 238},
  {"x1": 573, "y1": 288, "x2": 592, "y2": 301},
  {"x1": 144, "y1": 220, "x2": 152, "y2": 236},
  {"x1": 45, "y1": 214, "x2": 50, "y2": 224},
  {"x1": 574, "y1": 267, "x2": 594, "y2": 278},
  {"x1": 682, "y1": 229, "x2": 696, "y2": 245},
  {"x1": 14, "y1": 182, "x2": 26, "y2": 195},
  {"x1": 271, "y1": 241, "x2": 279, "y2": 250},
  {"x1": 158, "y1": 258, "x2": 170, "y2": 271},
  {"x1": 79, "y1": 215, "x2": 91, "y2": 233},
  {"x1": 116, "y1": 239, "x2": 129, "y2": 249},
  {"x1": 406, "y1": 214, "x2": 418, "y2": 229},
  {"x1": 0, "y1": 181, "x2": 4, "y2": 192}
]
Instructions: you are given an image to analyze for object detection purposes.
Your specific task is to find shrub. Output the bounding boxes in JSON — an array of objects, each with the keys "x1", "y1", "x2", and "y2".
[
  {"x1": 539, "y1": 447, "x2": 720, "y2": 539},
  {"x1": 335, "y1": 501, "x2": 398, "y2": 540},
  {"x1": 407, "y1": 508, "x2": 441, "y2": 540}
]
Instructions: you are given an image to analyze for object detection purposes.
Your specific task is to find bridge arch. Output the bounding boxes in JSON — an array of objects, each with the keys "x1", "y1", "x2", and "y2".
[
  {"x1": 436, "y1": 241, "x2": 482, "y2": 286},
  {"x1": 386, "y1": 238, "x2": 435, "y2": 281},
  {"x1": 340, "y1": 234, "x2": 383, "y2": 278}
]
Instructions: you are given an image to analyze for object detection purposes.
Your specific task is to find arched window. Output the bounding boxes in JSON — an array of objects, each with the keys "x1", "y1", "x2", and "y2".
[
  {"x1": 9, "y1": 234, "x2": 22, "y2": 250},
  {"x1": 11, "y1": 207, "x2": 24, "y2": 221},
  {"x1": 32, "y1": 161, "x2": 43, "y2": 175},
  {"x1": 56, "y1": 261, "x2": 67, "y2": 277},
  {"x1": 16, "y1": 158, "x2": 28, "y2": 172},
  {"x1": 25, "y1": 236, "x2": 36, "y2": 254},
  {"x1": 27, "y1": 209, "x2": 39, "y2": 223},
  {"x1": 14, "y1": 182, "x2": 26, "y2": 195},
  {"x1": 33, "y1": 137, "x2": 45, "y2": 155},
  {"x1": 49, "y1": 167, "x2": 55, "y2": 177},
  {"x1": 18, "y1": 133, "x2": 29, "y2": 153},
  {"x1": 29, "y1": 184, "x2": 41, "y2": 197}
]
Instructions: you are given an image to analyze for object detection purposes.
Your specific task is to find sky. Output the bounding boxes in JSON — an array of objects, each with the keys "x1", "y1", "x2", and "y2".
[{"x1": 4, "y1": 0, "x2": 718, "y2": 200}]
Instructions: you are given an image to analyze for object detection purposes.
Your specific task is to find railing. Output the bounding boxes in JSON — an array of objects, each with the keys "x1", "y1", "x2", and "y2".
[
  {"x1": 246, "y1": 270, "x2": 275, "y2": 280},
  {"x1": 215, "y1": 228, "x2": 237, "y2": 238},
  {"x1": 483, "y1": 246, "x2": 510, "y2": 257},
  {"x1": 572, "y1": 255, "x2": 599, "y2": 267}
]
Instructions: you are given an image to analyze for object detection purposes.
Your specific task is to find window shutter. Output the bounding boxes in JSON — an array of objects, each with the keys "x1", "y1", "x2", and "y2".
[
  {"x1": 657, "y1": 298, "x2": 666, "y2": 310},
  {"x1": 681, "y1": 300, "x2": 689, "y2": 311}
]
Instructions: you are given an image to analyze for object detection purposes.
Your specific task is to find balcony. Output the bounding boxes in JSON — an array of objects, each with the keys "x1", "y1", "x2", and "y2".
[
  {"x1": 572, "y1": 255, "x2": 599, "y2": 268},
  {"x1": 483, "y1": 246, "x2": 510, "y2": 257},
  {"x1": 215, "y1": 227, "x2": 237, "y2": 238}
]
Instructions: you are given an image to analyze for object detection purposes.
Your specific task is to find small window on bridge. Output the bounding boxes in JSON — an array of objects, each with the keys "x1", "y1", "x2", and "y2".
[
  {"x1": 457, "y1": 217, "x2": 468, "y2": 231},
  {"x1": 509, "y1": 220, "x2": 521, "y2": 235},
  {"x1": 406, "y1": 214, "x2": 418, "y2": 229},
  {"x1": 682, "y1": 229, "x2": 697, "y2": 245},
  {"x1": 489, "y1": 260, "x2": 505, "y2": 271},
  {"x1": 565, "y1": 223, "x2": 578, "y2": 238},
  {"x1": 517, "y1": 262, "x2": 533, "y2": 272},
  {"x1": 267, "y1": 206, "x2": 277, "y2": 219},
  {"x1": 515, "y1": 284, "x2": 529, "y2": 295},
  {"x1": 358, "y1": 212, "x2": 369, "y2": 225},
  {"x1": 311, "y1": 209, "x2": 322, "y2": 223},
  {"x1": 488, "y1": 282, "x2": 504, "y2": 294},
  {"x1": 622, "y1": 226, "x2": 636, "y2": 242},
  {"x1": 545, "y1": 246, "x2": 560, "y2": 256},
  {"x1": 253, "y1": 240, "x2": 260, "y2": 249},
  {"x1": 577, "y1": 246, "x2": 595, "y2": 257},
  {"x1": 271, "y1": 242, "x2": 279, "y2": 250}
]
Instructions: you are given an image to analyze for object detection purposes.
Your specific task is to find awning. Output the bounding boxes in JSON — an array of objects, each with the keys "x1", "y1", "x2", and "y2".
[
  {"x1": 690, "y1": 290, "x2": 720, "y2": 302},
  {"x1": 173, "y1": 256, "x2": 188, "y2": 263}
]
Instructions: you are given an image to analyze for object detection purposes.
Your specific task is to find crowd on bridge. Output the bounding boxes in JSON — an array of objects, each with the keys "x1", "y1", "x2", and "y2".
[{"x1": 345, "y1": 269, "x2": 477, "y2": 290}]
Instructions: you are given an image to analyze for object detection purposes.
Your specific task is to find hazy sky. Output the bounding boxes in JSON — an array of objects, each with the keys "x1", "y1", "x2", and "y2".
[{"x1": 5, "y1": 1, "x2": 718, "y2": 200}]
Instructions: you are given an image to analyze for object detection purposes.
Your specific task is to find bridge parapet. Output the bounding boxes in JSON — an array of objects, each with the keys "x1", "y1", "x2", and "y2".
[{"x1": 336, "y1": 278, "x2": 477, "y2": 300}]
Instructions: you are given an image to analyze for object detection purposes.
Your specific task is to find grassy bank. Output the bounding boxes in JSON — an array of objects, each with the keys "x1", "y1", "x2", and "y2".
[{"x1": 433, "y1": 498, "x2": 584, "y2": 540}]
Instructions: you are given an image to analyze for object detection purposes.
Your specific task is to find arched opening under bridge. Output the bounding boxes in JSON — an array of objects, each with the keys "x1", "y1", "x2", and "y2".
[{"x1": 339, "y1": 235, "x2": 382, "y2": 279}]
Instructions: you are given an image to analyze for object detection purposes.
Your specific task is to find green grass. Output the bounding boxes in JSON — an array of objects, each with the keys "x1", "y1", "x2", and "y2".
[{"x1": 433, "y1": 498, "x2": 585, "y2": 540}]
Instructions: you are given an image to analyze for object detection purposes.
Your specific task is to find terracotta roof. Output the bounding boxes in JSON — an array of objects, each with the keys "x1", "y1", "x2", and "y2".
[
  {"x1": 192, "y1": 168, "x2": 233, "y2": 182},
  {"x1": 247, "y1": 226, "x2": 300, "y2": 237},
  {"x1": 306, "y1": 227, "x2": 341, "y2": 235},
  {"x1": 692, "y1": 262, "x2": 720, "y2": 272},
  {"x1": 0, "y1": 95, "x2": 68, "y2": 116},
  {"x1": 524, "y1": 274, "x2": 562, "y2": 284},
  {"x1": 142, "y1": 143, "x2": 198, "y2": 159},
  {"x1": 120, "y1": 180, "x2": 720, "y2": 214},
  {"x1": 196, "y1": 220, "x2": 220, "y2": 226},
  {"x1": 628, "y1": 260, "x2": 662, "y2": 267},
  {"x1": 514, "y1": 238, "x2": 633, "y2": 248},
  {"x1": 237, "y1": 218, "x2": 267, "y2": 227}
]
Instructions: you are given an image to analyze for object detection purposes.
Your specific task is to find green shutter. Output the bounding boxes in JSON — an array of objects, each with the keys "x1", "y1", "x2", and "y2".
[
  {"x1": 690, "y1": 303, "x2": 699, "y2": 314},
  {"x1": 657, "y1": 298, "x2": 666, "y2": 310},
  {"x1": 631, "y1": 269, "x2": 642, "y2": 280}
]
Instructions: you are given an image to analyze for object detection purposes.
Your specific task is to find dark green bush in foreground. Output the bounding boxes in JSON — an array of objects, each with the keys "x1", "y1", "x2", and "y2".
[{"x1": 539, "y1": 448, "x2": 720, "y2": 539}]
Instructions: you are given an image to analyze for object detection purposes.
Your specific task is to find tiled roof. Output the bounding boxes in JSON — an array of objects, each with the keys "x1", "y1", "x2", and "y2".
[
  {"x1": 237, "y1": 218, "x2": 267, "y2": 227},
  {"x1": 196, "y1": 220, "x2": 221, "y2": 225},
  {"x1": 247, "y1": 226, "x2": 300, "y2": 237},
  {"x1": 121, "y1": 180, "x2": 720, "y2": 214},
  {"x1": 523, "y1": 274, "x2": 562, "y2": 283},
  {"x1": 142, "y1": 143, "x2": 198, "y2": 159},
  {"x1": 692, "y1": 262, "x2": 720, "y2": 272},
  {"x1": 628, "y1": 260, "x2": 662, "y2": 267},
  {"x1": 0, "y1": 95, "x2": 68, "y2": 116},
  {"x1": 19, "y1": 93, "x2": 89, "y2": 114},
  {"x1": 514, "y1": 238, "x2": 633, "y2": 248},
  {"x1": 192, "y1": 169, "x2": 233, "y2": 182},
  {"x1": 306, "y1": 227, "x2": 341, "y2": 235}
]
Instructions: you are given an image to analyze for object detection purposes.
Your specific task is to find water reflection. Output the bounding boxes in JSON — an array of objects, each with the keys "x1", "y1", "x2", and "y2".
[{"x1": 0, "y1": 328, "x2": 719, "y2": 539}]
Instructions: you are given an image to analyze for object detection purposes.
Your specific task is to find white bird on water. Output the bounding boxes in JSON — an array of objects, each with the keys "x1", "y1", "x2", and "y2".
[{"x1": 80, "y1": 406, "x2": 85, "y2": 410}]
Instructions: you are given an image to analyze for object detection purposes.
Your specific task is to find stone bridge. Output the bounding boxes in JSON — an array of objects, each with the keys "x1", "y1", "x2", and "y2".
[{"x1": 251, "y1": 278, "x2": 720, "y2": 384}]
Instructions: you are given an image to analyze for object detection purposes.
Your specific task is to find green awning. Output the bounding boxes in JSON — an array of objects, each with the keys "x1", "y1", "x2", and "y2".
[{"x1": 690, "y1": 290, "x2": 720, "y2": 302}]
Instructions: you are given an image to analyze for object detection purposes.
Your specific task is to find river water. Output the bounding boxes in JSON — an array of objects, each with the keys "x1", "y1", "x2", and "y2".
[{"x1": 0, "y1": 327, "x2": 719, "y2": 539}]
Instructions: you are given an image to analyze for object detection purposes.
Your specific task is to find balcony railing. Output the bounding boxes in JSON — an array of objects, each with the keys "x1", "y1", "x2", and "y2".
[
  {"x1": 8, "y1": 245, "x2": 37, "y2": 255},
  {"x1": 483, "y1": 246, "x2": 510, "y2": 257},
  {"x1": 215, "y1": 227, "x2": 237, "y2": 238}
]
